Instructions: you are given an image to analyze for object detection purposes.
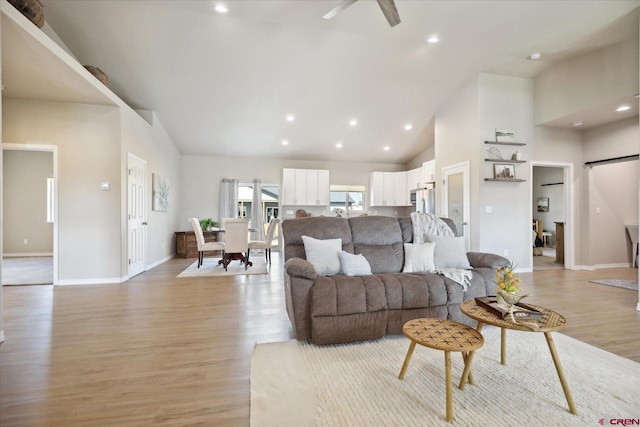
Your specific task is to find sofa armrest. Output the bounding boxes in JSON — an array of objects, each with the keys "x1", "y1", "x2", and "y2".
[
  {"x1": 285, "y1": 257, "x2": 318, "y2": 281},
  {"x1": 466, "y1": 252, "x2": 509, "y2": 269}
]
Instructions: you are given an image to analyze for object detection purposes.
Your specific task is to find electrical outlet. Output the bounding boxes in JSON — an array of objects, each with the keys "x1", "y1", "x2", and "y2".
[{"x1": 23, "y1": 239, "x2": 28, "y2": 245}]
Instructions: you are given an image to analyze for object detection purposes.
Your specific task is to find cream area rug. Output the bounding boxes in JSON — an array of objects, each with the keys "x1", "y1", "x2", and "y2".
[
  {"x1": 251, "y1": 327, "x2": 640, "y2": 426},
  {"x1": 589, "y1": 279, "x2": 638, "y2": 291},
  {"x1": 177, "y1": 256, "x2": 268, "y2": 277}
]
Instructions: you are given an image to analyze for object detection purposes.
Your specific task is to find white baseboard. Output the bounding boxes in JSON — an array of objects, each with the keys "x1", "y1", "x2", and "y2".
[
  {"x1": 146, "y1": 254, "x2": 174, "y2": 270},
  {"x1": 3, "y1": 252, "x2": 53, "y2": 257},
  {"x1": 570, "y1": 265, "x2": 596, "y2": 271},
  {"x1": 0, "y1": 329, "x2": 5, "y2": 343},
  {"x1": 56, "y1": 277, "x2": 125, "y2": 286},
  {"x1": 593, "y1": 262, "x2": 632, "y2": 269}
]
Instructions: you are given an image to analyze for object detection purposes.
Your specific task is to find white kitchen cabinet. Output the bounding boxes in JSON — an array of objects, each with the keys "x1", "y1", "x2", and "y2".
[
  {"x1": 423, "y1": 160, "x2": 436, "y2": 183},
  {"x1": 407, "y1": 167, "x2": 422, "y2": 191},
  {"x1": 370, "y1": 171, "x2": 411, "y2": 207},
  {"x1": 282, "y1": 168, "x2": 329, "y2": 206}
]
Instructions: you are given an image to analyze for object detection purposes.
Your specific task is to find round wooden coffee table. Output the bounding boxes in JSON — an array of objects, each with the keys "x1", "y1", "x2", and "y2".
[
  {"x1": 460, "y1": 299, "x2": 576, "y2": 415},
  {"x1": 398, "y1": 318, "x2": 484, "y2": 422}
]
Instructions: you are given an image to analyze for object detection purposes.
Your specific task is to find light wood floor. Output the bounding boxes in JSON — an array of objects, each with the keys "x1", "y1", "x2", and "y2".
[{"x1": 1, "y1": 253, "x2": 639, "y2": 426}]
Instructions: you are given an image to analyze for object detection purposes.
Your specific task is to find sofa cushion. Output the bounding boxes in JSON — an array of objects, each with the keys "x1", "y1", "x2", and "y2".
[
  {"x1": 340, "y1": 251, "x2": 372, "y2": 276},
  {"x1": 425, "y1": 235, "x2": 472, "y2": 269},
  {"x1": 302, "y1": 235, "x2": 342, "y2": 275},
  {"x1": 282, "y1": 217, "x2": 354, "y2": 261},
  {"x1": 402, "y1": 242, "x2": 435, "y2": 273},
  {"x1": 349, "y1": 216, "x2": 404, "y2": 273}
]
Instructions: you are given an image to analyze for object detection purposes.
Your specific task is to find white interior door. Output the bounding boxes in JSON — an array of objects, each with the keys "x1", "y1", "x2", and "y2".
[
  {"x1": 128, "y1": 154, "x2": 147, "y2": 278},
  {"x1": 442, "y1": 162, "x2": 470, "y2": 249}
]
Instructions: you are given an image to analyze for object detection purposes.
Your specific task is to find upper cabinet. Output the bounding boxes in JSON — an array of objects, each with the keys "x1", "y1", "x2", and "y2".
[
  {"x1": 282, "y1": 168, "x2": 329, "y2": 206},
  {"x1": 370, "y1": 171, "x2": 410, "y2": 207}
]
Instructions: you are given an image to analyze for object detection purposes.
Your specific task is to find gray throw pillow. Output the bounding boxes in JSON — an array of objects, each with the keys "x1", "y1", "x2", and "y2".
[
  {"x1": 424, "y1": 235, "x2": 471, "y2": 269},
  {"x1": 339, "y1": 251, "x2": 372, "y2": 276}
]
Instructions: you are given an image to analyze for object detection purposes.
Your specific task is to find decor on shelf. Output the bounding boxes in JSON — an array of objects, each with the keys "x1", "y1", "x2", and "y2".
[
  {"x1": 152, "y1": 173, "x2": 170, "y2": 212},
  {"x1": 537, "y1": 197, "x2": 549, "y2": 212},
  {"x1": 493, "y1": 163, "x2": 515, "y2": 179},
  {"x1": 83, "y1": 66, "x2": 109, "y2": 87},
  {"x1": 511, "y1": 150, "x2": 522, "y2": 161},
  {"x1": 486, "y1": 147, "x2": 503, "y2": 160},
  {"x1": 8, "y1": 0, "x2": 44, "y2": 28},
  {"x1": 495, "y1": 128, "x2": 516, "y2": 142}
]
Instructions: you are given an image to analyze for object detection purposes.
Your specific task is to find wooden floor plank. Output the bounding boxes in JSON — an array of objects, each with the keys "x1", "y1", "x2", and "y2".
[{"x1": 1, "y1": 253, "x2": 638, "y2": 426}]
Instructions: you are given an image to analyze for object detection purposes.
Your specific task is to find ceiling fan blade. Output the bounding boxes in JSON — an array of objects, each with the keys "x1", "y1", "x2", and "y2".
[
  {"x1": 376, "y1": 0, "x2": 401, "y2": 27},
  {"x1": 323, "y1": 0, "x2": 358, "y2": 20}
]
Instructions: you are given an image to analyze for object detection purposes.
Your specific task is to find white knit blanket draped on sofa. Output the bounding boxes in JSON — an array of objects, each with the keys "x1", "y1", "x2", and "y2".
[{"x1": 410, "y1": 213, "x2": 473, "y2": 290}]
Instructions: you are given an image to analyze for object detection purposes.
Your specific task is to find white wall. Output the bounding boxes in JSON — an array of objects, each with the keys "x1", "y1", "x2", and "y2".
[
  {"x1": 583, "y1": 117, "x2": 639, "y2": 267},
  {"x1": 120, "y1": 109, "x2": 182, "y2": 270},
  {"x1": 406, "y1": 117, "x2": 435, "y2": 170},
  {"x1": 535, "y1": 37, "x2": 639, "y2": 125},
  {"x1": 2, "y1": 150, "x2": 53, "y2": 254},
  {"x1": 3, "y1": 98, "x2": 122, "y2": 282},
  {"x1": 179, "y1": 155, "x2": 407, "y2": 230}
]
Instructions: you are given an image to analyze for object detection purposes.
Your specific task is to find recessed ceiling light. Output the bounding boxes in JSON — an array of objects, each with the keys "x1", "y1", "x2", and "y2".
[
  {"x1": 281, "y1": 139, "x2": 289, "y2": 146},
  {"x1": 404, "y1": 123, "x2": 413, "y2": 131},
  {"x1": 616, "y1": 105, "x2": 630, "y2": 112},
  {"x1": 572, "y1": 120, "x2": 583, "y2": 127},
  {"x1": 286, "y1": 114, "x2": 295, "y2": 122},
  {"x1": 383, "y1": 145, "x2": 391, "y2": 151},
  {"x1": 427, "y1": 35, "x2": 439, "y2": 44},
  {"x1": 214, "y1": 3, "x2": 228, "y2": 13},
  {"x1": 336, "y1": 142, "x2": 343, "y2": 148},
  {"x1": 349, "y1": 119, "x2": 358, "y2": 127},
  {"x1": 528, "y1": 52, "x2": 542, "y2": 60}
]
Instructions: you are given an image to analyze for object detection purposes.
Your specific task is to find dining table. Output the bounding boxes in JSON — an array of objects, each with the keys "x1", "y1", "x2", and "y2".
[{"x1": 209, "y1": 227, "x2": 257, "y2": 267}]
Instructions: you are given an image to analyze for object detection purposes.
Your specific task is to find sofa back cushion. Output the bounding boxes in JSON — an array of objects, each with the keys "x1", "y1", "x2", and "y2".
[
  {"x1": 282, "y1": 217, "x2": 353, "y2": 261},
  {"x1": 348, "y1": 216, "x2": 404, "y2": 273}
]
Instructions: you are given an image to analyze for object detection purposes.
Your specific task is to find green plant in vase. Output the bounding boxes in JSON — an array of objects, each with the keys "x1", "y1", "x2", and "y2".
[{"x1": 199, "y1": 218, "x2": 217, "y2": 231}]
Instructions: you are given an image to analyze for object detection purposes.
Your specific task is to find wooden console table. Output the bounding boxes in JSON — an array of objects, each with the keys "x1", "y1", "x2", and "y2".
[{"x1": 175, "y1": 231, "x2": 220, "y2": 258}]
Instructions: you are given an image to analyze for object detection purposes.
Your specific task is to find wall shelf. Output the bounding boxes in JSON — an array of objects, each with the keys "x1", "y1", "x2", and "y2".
[
  {"x1": 484, "y1": 141, "x2": 526, "y2": 146},
  {"x1": 484, "y1": 158, "x2": 526, "y2": 163},
  {"x1": 484, "y1": 178, "x2": 526, "y2": 182}
]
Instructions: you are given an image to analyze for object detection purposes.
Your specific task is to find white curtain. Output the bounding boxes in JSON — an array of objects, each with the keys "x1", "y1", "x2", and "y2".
[
  {"x1": 251, "y1": 179, "x2": 265, "y2": 241},
  {"x1": 219, "y1": 178, "x2": 238, "y2": 223}
]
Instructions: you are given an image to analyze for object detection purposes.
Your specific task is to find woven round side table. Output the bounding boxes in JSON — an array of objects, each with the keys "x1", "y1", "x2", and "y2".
[{"x1": 398, "y1": 318, "x2": 484, "y2": 422}]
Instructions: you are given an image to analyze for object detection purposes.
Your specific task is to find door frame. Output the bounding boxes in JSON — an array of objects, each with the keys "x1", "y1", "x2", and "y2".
[
  {"x1": 441, "y1": 161, "x2": 471, "y2": 250},
  {"x1": 529, "y1": 161, "x2": 574, "y2": 270},
  {"x1": 127, "y1": 153, "x2": 147, "y2": 278},
  {"x1": 1, "y1": 143, "x2": 59, "y2": 285}
]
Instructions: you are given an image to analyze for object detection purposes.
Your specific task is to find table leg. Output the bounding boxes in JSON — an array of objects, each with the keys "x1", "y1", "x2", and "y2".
[
  {"x1": 398, "y1": 341, "x2": 416, "y2": 380},
  {"x1": 544, "y1": 332, "x2": 577, "y2": 414},
  {"x1": 501, "y1": 327, "x2": 507, "y2": 365},
  {"x1": 459, "y1": 321, "x2": 484, "y2": 389},
  {"x1": 445, "y1": 350, "x2": 453, "y2": 422},
  {"x1": 458, "y1": 350, "x2": 478, "y2": 390}
]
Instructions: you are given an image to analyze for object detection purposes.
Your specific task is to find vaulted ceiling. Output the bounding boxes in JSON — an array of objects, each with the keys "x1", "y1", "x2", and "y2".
[{"x1": 39, "y1": 0, "x2": 639, "y2": 164}]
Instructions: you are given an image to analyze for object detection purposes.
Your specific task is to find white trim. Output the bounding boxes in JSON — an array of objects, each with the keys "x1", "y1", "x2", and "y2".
[
  {"x1": 570, "y1": 265, "x2": 597, "y2": 271},
  {"x1": 57, "y1": 276, "x2": 126, "y2": 286},
  {"x1": 145, "y1": 254, "x2": 174, "y2": 271},
  {"x1": 593, "y1": 263, "x2": 633, "y2": 269},
  {"x1": 2, "y1": 143, "x2": 59, "y2": 285},
  {"x1": 0, "y1": 330, "x2": 5, "y2": 343},
  {"x1": 529, "y1": 161, "x2": 574, "y2": 272},
  {"x1": 3, "y1": 252, "x2": 54, "y2": 257}
]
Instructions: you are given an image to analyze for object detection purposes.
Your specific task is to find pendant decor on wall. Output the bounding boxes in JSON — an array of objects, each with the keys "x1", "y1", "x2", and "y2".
[{"x1": 152, "y1": 173, "x2": 169, "y2": 212}]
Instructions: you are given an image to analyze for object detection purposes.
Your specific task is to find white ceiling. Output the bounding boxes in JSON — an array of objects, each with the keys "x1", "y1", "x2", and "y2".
[{"x1": 30, "y1": 1, "x2": 640, "y2": 164}]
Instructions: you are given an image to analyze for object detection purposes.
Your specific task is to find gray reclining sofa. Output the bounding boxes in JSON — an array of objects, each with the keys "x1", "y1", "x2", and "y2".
[{"x1": 282, "y1": 215, "x2": 509, "y2": 344}]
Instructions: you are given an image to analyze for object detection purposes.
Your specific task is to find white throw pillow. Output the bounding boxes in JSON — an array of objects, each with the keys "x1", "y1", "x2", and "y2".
[
  {"x1": 402, "y1": 242, "x2": 436, "y2": 273},
  {"x1": 340, "y1": 251, "x2": 372, "y2": 276},
  {"x1": 302, "y1": 235, "x2": 342, "y2": 275},
  {"x1": 424, "y1": 235, "x2": 472, "y2": 269}
]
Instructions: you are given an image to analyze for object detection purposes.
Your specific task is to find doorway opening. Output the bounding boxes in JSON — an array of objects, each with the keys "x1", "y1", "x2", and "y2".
[
  {"x1": 2, "y1": 144, "x2": 58, "y2": 286},
  {"x1": 530, "y1": 162, "x2": 573, "y2": 271}
]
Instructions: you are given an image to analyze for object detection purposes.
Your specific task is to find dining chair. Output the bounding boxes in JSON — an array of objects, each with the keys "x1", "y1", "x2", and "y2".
[
  {"x1": 248, "y1": 217, "x2": 280, "y2": 264},
  {"x1": 189, "y1": 218, "x2": 225, "y2": 268},
  {"x1": 221, "y1": 218, "x2": 250, "y2": 270}
]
